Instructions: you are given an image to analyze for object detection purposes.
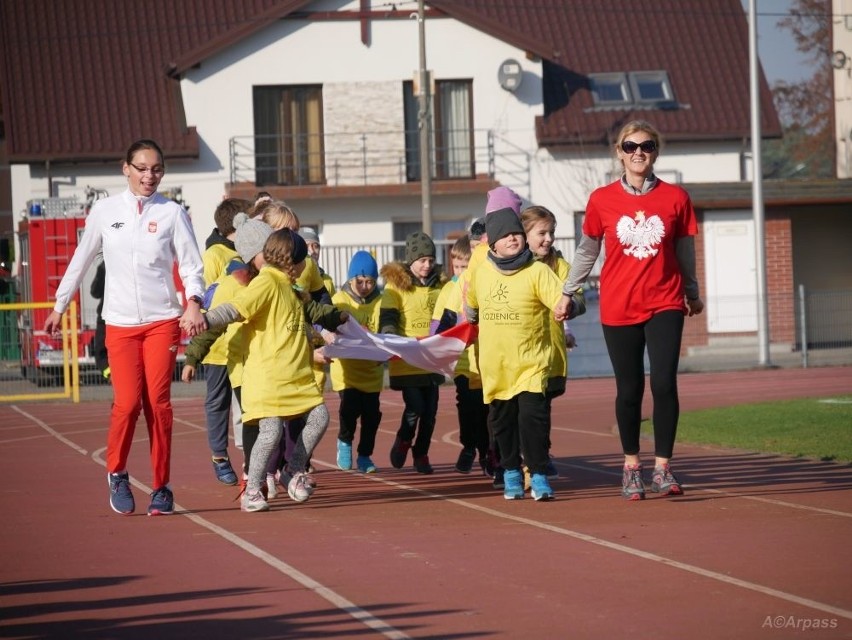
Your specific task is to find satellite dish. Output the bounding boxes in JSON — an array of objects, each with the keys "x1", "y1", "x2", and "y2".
[
  {"x1": 832, "y1": 50, "x2": 848, "y2": 70},
  {"x1": 498, "y1": 58, "x2": 523, "y2": 92}
]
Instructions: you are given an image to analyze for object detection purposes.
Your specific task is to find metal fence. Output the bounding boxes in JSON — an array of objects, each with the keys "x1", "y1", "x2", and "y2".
[{"x1": 1, "y1": 285, "x2": 849, "y2": 402}]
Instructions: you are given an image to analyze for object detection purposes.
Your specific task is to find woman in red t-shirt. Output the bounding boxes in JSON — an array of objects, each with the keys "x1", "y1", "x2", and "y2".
[{"x1": 554, "y1": 120, "x2": 704, "y2": 501}]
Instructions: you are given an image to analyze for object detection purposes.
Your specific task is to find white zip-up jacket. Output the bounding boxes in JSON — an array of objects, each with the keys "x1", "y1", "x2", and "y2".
[{"x1": 53, "y1": 189, "x2": 205, "y2": 326}]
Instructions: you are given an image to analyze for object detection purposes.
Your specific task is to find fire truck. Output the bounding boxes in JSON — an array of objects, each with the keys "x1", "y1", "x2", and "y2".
[{"x1": 17, "y1": 188, "x2": 191, "y2": 386}]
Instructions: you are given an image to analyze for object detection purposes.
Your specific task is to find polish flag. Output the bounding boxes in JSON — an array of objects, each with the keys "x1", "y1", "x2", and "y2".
[{"x1": 324, "y1": 317, "x2": 478, "y2": 378}]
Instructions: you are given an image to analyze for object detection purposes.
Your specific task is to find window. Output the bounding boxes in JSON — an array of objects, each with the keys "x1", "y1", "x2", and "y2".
[
  {"x1": 253, "y1": 85, "x2": 325, "y2": 186},
  {"x1": 629, "y1": 71, "x2": 674, "y2": 105},
  {"x1": 393, "y1": 220, "x2": 467, "y2": 265},
  {"x1": 403, "y1": 79, "x2": 474, "y2": 182},
  {"x1": 590, "y1": 73, "x2": 631, "y2": 105},
  {"x1": 589, "y1": 71, "x2": 675, "y2": 108}
]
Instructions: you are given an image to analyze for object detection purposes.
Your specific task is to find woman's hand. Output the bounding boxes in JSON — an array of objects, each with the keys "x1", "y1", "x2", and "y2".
[
  {"x1": 43, "y1": 311, "x2": 63, "y2": 336},
  {"x1": 180, "y1": 304, "x2": 207, "y2": 337},
  {"x1": 686, "y1": 297, "x2": 705, "y2": 317},
  {"x1": 553, "y1": 293, "x2": 573, "y2": 322}
]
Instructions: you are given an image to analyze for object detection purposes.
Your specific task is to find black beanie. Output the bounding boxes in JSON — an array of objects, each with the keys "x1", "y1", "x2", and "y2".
[
  {"x1": 485, "y1": 208, "x2": 525, "y2": 244},
  {"x1": 290, "y1": 230, "x2": 308, "y2": 264},
  {"x1": 404, "y1": 231, "x2": 436, "y2": 264}
]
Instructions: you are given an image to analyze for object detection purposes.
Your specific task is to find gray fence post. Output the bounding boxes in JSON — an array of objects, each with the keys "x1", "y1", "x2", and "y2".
[{"x1": 798, "y1": 283, "x2": 808, "y2": 369}]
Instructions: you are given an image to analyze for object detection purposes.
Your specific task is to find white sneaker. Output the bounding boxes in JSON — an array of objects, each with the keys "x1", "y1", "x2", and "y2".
[
  {"x1": 287, "y1": 472, "x2": 314, "y2": 503},
  {"x1": 241, "y1": 489, "x2": 269, "y2": 512},
  {"x1": 266, "y1": 473, "x2": 278, "y2": 499}
]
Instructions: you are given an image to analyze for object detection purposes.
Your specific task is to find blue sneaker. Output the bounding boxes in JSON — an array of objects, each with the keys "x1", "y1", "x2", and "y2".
[
  {"x1": 357, "y1": 455, "x2": 377, "y2": 473},
  {"x1": 503, "y1": 469, "x2": 524, "y2": 500},
  {"x1": 147, "y1": 487, "x2": 174, "y2": 515},
  {"x1": 108, "y1": 472, "x2": 135, "y2": 515},
  {"x1": 212, "y1": 457, "x2": 238, "y2": 485},
  {"x1": 337, "y1": 439, "x2": 353, "y2": 470},
  {"x1": 530, "y1": 473, "x2": 554, "y2": 501}
]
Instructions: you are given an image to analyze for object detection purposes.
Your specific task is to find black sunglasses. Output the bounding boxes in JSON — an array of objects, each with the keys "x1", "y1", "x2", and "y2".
[{"x1": 621, "y1": 140, "x2": 657, "y2": 154}]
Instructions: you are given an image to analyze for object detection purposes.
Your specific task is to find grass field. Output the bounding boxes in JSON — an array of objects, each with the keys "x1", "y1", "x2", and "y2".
[{"x1": 668, "y1": 396, "x2": 852, "y2": 463}]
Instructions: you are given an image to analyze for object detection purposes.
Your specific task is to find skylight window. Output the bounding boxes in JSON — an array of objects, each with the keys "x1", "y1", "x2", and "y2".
[{"x1": 589, "y1": 71, "x2": 675, "y2": 108}]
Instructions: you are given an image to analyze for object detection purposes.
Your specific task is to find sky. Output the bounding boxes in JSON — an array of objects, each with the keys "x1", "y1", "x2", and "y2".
[{"x1": 743, "y1": 0, "x2": 814, "y2": 84}]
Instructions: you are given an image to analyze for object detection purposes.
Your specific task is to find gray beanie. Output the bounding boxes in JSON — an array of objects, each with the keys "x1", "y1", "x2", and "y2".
[
  {"x1": 299, "y1": 227, "x2": 320, "y2": 244},
  {"x1": 485, "y1": 207, "x2": 525, "y2": 244},
  {"x1": 234, "y1": 212, "x2": 273, "y2": 263},
  {"x1": 404, "y1": 231, "x2": 436, "y2": 265}
]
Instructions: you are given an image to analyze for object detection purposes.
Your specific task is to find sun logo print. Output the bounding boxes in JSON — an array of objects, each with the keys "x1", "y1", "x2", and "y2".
[
  {"x1": 616, "y1": 210, "x2": 665, "y2": 260},
  {"x1": 484, "y1": 281, "x2": 516, "y2": 313}
]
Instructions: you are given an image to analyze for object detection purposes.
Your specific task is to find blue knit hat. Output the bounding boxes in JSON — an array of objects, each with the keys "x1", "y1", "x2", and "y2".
[{"x1": 347, "y1": 250, "x2": 378, "y2": 280}]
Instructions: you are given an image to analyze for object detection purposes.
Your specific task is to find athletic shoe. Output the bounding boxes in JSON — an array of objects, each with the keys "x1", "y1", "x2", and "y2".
[
  {"x1": 480, "y1": 449, "x2": 497, "y2": 478},
  {"x1": 492, "y1": 467, "x2": 505, "y2": 490},
  {"x1": 241, "y1": 489, "x2": 269, "y2": 512},
  {"x1": 455, "y1": 448, "x2": 476, "y2": 474},
  {"x1": 651, "y1": 463, "x2": 684, "y2": 496},
  {"x1": 108, "y1": 472, "x2": 135, "y2": 515},
  {"x1": 288, "y1": 472, "x2": 314, "y2": 503},
  {"x1": 266, "y1": 473, "x2": 278, "y2": 499},
  {"x1": 212, "y1": 457, "x2": 238, "y2": 485},
  {"x1": 357, "y1": 455, "x2": 377, "y2": 473},
  {"x1": 147, "y1": 487, "x2": 174, "y2": 515},
  {"x1": 545, "y1": 456, "x2": 560, "y2": 479},
  {"x1": 530, "y1": 473, "x2": 554, "y2": 501},
  {"x1": 503, "y1": 469, "x2": 524, "y2": 500},
  {"x1": 622, "y1": 464, "x2": 646, "y2": 501},
  {"x1": 389, "y1": 436, "x2": 411, "y2": 469},
  {"x1": 413, "y1": 455, "x2": 434, "y2": 474},
  {"x1": 337, "y1": 439, "x2": 353, "y2": 470}
]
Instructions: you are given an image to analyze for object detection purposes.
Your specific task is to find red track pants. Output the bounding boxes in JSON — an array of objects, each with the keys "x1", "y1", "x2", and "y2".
[{"x1": 105, "y1": 319, "x2": 180, "y2": 489}]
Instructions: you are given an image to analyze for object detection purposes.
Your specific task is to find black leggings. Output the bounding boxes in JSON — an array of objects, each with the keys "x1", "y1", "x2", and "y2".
[{"x1": 602, "y1": 310, "x2": 684, "y2": 459}]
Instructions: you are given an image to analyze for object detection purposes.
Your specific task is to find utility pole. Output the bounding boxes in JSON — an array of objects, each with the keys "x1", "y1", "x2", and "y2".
[
  {"x1": 417, "y1": 0, "x2": 432, "y2": 235},
  {"x1": 748, "y1": 0, "x2": 771, "y2": 366}
]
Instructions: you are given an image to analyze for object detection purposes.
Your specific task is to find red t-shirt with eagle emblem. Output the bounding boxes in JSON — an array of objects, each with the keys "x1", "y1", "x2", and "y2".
[{"x1": 583, "y1": 179, "x2": 698, "y2": 325}]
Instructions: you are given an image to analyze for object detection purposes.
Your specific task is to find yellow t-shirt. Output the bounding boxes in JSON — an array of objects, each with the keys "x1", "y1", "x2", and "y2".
[
  {"x1": 202, "y1": 273, "x2": 247, "y2": 367},
  {"x1": 296, "y1": 256, "x2": 327, "y2": 296},
  {"x1": 329, "y1": 287, "x2": 384, "y2": 393},
  {"x1": 546, "y1": 257, "x2": 570, "y2": 380},
  {"x1": 466, "y1": 257, "x2": 564, "y2": 402},
  {"x1": 203, "y1": 244, "x2": 238, "y2": 287},
  {"x1": 381, "y1": 279, "x2": 442, "y2": 378},
  {"x1": 431, "y1": 279, "x2": 479, "y2": 384},
  {"x1": 231, "y1": 265, "x2": 323, "y2": 421}
]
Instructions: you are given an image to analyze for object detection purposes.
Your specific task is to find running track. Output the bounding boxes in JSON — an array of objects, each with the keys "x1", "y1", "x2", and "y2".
[{"x1": 2, "y1": 367, "x2": 851, "y2": 639}]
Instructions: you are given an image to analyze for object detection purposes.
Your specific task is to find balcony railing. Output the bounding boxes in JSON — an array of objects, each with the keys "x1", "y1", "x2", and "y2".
[{"x1": 228, "y1": 128, "x2": 530, "y2": 191}]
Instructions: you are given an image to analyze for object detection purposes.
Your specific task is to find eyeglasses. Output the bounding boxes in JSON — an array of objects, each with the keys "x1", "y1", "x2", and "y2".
[
  {"x1": 621, "y1": 140, "x2": 657, "y2": 154},
  {"x1": 129, "y1": 163, "x2": 165, "y2": 176}
]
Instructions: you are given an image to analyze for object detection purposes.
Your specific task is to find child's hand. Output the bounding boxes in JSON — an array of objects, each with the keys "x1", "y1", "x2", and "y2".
[
  {"x1": 338, "y1": 311, "x2": 350, "y2": 324},
  {"x1": 564, "y1": 324, "x2": 578, "y2": 350},
  {"x1": 313, "y1": 348, "x2": 331, "y2": 365},
  {"x1": 320, "y1": 329, "x2": 337, "y2": 345},
  {"x1": 181, "y1": 364, "x2": 196, "y2": 383}
]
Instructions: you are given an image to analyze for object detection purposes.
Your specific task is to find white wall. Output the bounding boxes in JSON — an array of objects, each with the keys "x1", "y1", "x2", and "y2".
[
  {"x1": 834, "y1": 0, "x2": 852, "y2": 178},
  {"x1": 11, "y1": 0, "x2": 747, "y2": 263}
]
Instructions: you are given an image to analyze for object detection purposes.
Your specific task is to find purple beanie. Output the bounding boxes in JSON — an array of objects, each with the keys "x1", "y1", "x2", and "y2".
[{"x1": 485, "y1": 186, "x2": 522, "y2": 215}]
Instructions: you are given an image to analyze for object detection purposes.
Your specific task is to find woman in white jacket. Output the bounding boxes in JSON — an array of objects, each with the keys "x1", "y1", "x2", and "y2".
[{"x1": 44, "y1": 139, "x2": 206, "y2": 517}]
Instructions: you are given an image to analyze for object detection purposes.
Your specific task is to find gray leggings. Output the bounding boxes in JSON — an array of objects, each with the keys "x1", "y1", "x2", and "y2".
[{"x1": 250, "y1": 405, "x2": 330, "y2": 491}]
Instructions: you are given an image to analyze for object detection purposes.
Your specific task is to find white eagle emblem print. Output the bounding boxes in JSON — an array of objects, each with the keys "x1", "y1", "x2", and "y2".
[{"x1": 616, "y1": 210, "x2": 665, "y2": 260}]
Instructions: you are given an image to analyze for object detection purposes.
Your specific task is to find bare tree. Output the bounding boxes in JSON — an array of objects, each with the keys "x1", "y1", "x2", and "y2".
[{"x1": 764, "y1": 0, "x2": 833, "y2": 178}]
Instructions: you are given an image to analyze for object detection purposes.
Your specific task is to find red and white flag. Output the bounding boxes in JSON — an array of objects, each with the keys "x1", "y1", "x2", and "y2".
[{"x1": 324, "y1": 317, "x2": 478, "y2": 378}]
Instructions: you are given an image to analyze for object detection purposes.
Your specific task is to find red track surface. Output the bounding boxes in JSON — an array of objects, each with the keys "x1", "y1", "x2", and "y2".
[{"x1": 2, "y1": 367, "x2": 851, "y2": 639}]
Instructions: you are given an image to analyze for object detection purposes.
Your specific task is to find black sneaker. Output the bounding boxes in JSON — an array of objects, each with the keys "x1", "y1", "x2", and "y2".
[
  {"x1": 455, "y1": 448, "x2": 476, "y2": 474},
  {"x1": 413, "y1": 455, "x2": 434, "y2": 474},
  {"x1": 389, "y1": 436, "x2": 411, "y2": 469},
  {"x1": 108, "y1": 472, "x2": 135, "y2": 515},
  {"x1": 147, "y1": 487, "x2": 174, "y2": 515},
  {"x1": 492, "y1": 467, "x2": 505, "y2": 490}
]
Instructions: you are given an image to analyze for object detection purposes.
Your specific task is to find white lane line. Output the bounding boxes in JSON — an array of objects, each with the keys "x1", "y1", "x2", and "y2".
[
  {"x1": 17, "y1": 404, "x2": 852, "y2": 624},
  {"x1": 353, "y1": 469, "x2": 852, "y2": 622},
  {"x1": 561, "y1": 461, "x2": 852, "y2": 519},
  {"x1": 12, "y1": 405, "x2": 411, "y2": 640},
  {"x1": 10, "y1": 405, "x2": 88, "y2": 456}
]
